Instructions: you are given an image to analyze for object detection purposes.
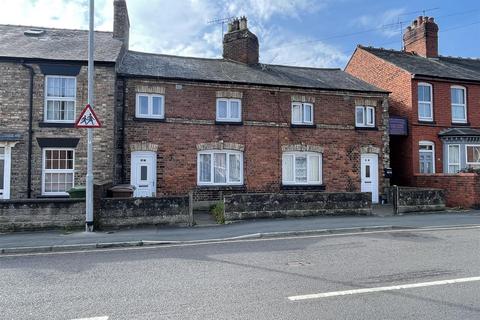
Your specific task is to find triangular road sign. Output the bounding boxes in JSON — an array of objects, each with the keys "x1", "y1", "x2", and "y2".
[{"x1": 75, "y1": 104, "x2": 102, "y2": 128}]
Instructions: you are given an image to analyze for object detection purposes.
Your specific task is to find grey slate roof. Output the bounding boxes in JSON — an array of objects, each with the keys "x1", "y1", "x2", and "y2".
[
  {"x1": 361, "y1": 46, "x2": 480, "y2": 82},
  {"x1": 118, "y1": 50, "x2": 386, "y2": 92},
  {"x1": 0, "y1": 24, "x2": 122, "y2": 62},
  {"x1": 439, "y1": 128, "x2": 480, "y2": 137}
]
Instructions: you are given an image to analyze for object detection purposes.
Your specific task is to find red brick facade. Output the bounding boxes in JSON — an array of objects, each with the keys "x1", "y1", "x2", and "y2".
[
  {"x1": 121, "y1": 78, "x2": 389, "y2": 200},
  {"x1": 346, "y1": 47, "x2": 480, "y2": 186}
]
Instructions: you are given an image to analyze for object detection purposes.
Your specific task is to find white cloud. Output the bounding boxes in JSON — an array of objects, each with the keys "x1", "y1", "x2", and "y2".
[
  {"x1": 354, "y1": 8, "x2": 406, "y2": 38},
  {"x1": 0, "y1": 0, "x2": 346, "y2": 68}
]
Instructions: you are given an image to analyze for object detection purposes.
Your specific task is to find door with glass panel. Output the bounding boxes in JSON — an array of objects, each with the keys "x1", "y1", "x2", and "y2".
[
  {"x1": 419, "y1": 142, "x2": 435, "y2": 174},
  {"x1": 361, "y1": 154, "x2": 379, "y2": 203},
  {"x1": 0, "y1": 147, "x2": 5, "y2": 199},
  {"x1": 131, "y1": 152, "x2": 156, "y2": 197}
]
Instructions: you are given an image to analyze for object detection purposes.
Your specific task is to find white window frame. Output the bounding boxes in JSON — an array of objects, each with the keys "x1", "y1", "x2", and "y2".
[
  {"x1": 282, "y1": 151, "x2": 322, "y2": 185},
  {"x1": 451, "y1": 85, "x2": 467, "y2": 124},
  {"x1": 42, "y1": 148, "x2": 75, "y2": 196},
  {"x1": 465, "y1": 144, "x2": 480, "y2": 166},
  {"x1": 418, "y1": 82, "x2": 433, "y2": 122},
  {"x1": 135, "y1": 93, "x2": 165, "y2": 119},
  {"x1": 447, "y1": 144, "x2": 461, "y2": 174},
  {"x1": 419, "y1": 140, "x2": 435, "y2": 174},
  {"x1": 197, "y1": 150, "x2": 243, "y2": 186},
  {"x1": 0, "y1": 145, "x2": 12, "y2": 200},
  {"x1": 44, "y1": 75, "x2": 77, "y2": 123},
  {"x1": 355, "y1": 106, "x2": 375, "y2": 128},
  {"x1": 216, "y1": 98, "x2": 242, "y2": 122},
  {"x1": 291, "y1": 102, "x2": 314, "y2": 125}
]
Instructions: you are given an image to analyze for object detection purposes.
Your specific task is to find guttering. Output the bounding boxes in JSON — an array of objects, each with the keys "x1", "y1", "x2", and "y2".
[{"x1": 20, "y1": 61, "x2": 34, "y2": 198}]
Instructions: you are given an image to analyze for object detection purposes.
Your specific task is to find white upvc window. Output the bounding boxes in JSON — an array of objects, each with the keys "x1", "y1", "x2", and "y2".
[
  {"x1": 291, "y1": 102, "x2": 313, "y2": 125},
  {"x1": 136, "y1": 93, "x2": 165, "y2": 119},
  {"x1": 197, "y1": 150, "x2": 243, "y2": 185},
  {"x1": 44, "y1": 76, "x2": 76, "y2": 123},
  {"x1": 216, "y1": 98, "x2": 242, "y2": 122},
  {"x1": 282, "y1": 152, "x2": 322, "y2": 185},
  {"x1": 451, "y1": 86, "x2": 467, "y2": 123},
  {"x1": 355, "y1": 106, "x2": 375, "y2": 127},
  {"x1": 447, "y1": 144, "x2": 461, "y2": 173},
  {"x1": 42, "y1": 148, "x2": 75, "y2": 196},
  {"x1": 419, "y1": 141, "x2": 435, "y2": 174},
  {"x1": 418, "y1": 82, "x2": 433, "y2": 121},
  {"x1": 465, "y1": 144, "x2": 480, "y2": 167}
]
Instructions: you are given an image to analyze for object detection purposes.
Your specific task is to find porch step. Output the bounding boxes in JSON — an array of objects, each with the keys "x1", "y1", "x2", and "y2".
[{"x1": 193, "y1": 210, "x2": 217, "y2": 226}]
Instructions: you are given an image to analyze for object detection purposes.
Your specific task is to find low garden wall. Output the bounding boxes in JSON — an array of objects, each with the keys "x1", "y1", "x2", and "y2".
[
  {"x1": 224, "y1": 192, "x2": 372, "y2": 221},
  {"x1": 392, "y1": 187, "x2": 445, "y2": 213},
  {"x1": 413, "y1": 173, "x2": 480, "y2": 208},
  {"x1": 0, "y1": 198, "x2": 85, "y2": 232},
  {"x1": 98, "y1": 196, "x2": 191, "y2": 229}
]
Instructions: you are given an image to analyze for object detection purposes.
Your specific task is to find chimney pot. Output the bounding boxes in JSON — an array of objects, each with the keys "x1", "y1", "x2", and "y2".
[
  {"x1": 223, "y1": 16, "x2": 259, "y2": 65},
  {"x1": 403, "y1": 15, "x2": 439, "y2": 58}
]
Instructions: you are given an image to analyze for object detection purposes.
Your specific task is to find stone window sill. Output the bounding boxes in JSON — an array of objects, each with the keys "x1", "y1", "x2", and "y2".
[
  {"x1": 290, "y1": 124, "x2": 316, "y2": 128},
  {"x1": 452, "y1": 122, "x2": 470, "y2": 126},
  {"x1": 215, "y1": 121, "x2": 243, "y2": 126},
  {"x1": 355, "y1": 126, "x2": 378, "y2": 131},
  {"x1": 133, "y1": 117, "x2": 166, "y2": 123}
]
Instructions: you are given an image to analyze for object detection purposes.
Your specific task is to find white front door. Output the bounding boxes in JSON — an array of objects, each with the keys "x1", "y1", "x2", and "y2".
[
  {"x1": 0, "y1": 145, "x2": 11, "y2": 200},
  {"x1": 361, "y1": 154, "x2": 379, "y2": 204},
  {"x1": 131, "y1": 152, "x2": 156, "y2": 198}
]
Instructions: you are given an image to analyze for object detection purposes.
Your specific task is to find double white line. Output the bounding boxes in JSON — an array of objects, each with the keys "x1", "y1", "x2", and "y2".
[{"x1": 288, "y1": 276, "x2": 480, "y2": 301}]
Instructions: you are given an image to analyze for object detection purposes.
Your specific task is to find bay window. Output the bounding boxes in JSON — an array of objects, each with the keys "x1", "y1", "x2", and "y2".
[
  {"x1": 198, "y1": 150, "x2": 243, "y2": 185},
  {"x1": 466, "y1": 145, "x2": 480, "y2": 167},
  {"x1": 282, "y1": 152, "x2": 322, "y2": 185},
  {"x1": 447, "y1": 145, "x2": 460, "y2": 173}
]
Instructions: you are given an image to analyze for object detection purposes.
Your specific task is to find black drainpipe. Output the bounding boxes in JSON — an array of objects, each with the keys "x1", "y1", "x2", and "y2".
[{"x1": 21, "y1": 62, "x2": 34, "y2": 198}]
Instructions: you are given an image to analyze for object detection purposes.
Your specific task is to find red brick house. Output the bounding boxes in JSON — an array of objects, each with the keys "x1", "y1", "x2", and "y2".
[
  {"x1": 117, "y1": 17, "x2": 390, "y2": 204},
  {"x1": 346, "y1": 16, "x2": 480, "y2": 195}
]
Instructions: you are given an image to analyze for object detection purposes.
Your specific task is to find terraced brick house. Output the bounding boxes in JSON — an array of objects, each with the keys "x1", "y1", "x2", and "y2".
[
  {"x1": 116, "y1": 14, "x2": 391, "y2": 204},
  {"x1": 346, "y1": 16, "x2": 480, "y2": 207},
  {"x1": 0, "y1": 0, "x2": 129, "y2": 199}
]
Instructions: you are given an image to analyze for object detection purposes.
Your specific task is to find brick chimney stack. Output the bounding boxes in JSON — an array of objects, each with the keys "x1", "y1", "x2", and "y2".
[
  {"x1": 403, "y1": 16, "x2": 439, "y2": 58},
  {"x1": 223, "y1": 17, "x2": 259, "y2": 65},
  {"x1": 113, "y1": 0, "x2": 130, "y2": 49}
]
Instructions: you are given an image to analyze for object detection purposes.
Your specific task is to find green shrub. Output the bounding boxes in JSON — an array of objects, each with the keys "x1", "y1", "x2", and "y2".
[{"x1": 210, "y1": 201, "x2": 225, "y2": 224}]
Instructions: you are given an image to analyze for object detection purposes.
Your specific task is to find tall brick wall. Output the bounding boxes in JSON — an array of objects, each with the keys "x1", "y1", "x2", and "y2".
[
  {"x1": 414, "y1": 173, "x2": 480, "y2": 208},
  {"x1": 0, "y1": 61, "x2": 118, "y2": 198},
  {"x1": 122, "y1": 78, "x2": 390, "y2": 199}
]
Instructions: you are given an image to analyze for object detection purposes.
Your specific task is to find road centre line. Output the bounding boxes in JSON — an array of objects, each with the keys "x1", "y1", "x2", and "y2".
[
  {"x1": 288, "y1": 276, "x2": 480, "y2": 301},
  {"x1": 1, "y1": 224, "x2": 480, "y2": 258}
]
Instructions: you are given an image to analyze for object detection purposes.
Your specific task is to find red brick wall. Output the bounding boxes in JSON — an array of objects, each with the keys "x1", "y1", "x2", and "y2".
[
  {"x1": 123, "y1": 79, "x2": 388, "y2": 197},
  {"x1": 414, "y1": 173, "x2": 480, "y2": 208},
  {"x1": 346, "y1": 47, "x2": 413, "y2": 185}
]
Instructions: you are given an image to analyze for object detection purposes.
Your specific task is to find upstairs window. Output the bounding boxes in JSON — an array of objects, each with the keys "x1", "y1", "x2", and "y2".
[
  {"x1": 451, "y1": 86, "x2": 467, "y2": 123},
  {"x1": 291, "y1": 102, "x2": 313, "y2": 125},
  {"x1": 216, "y1": 99, "x2": 241, "y2": 122},
  {"x1": 282, "y1": 152, "x2": 322, "y2": 185},
  {"x1": 418, "y1": 83, "x2": 433, "y2": 121},
  {"x1": 197, "y1": 150, "x2": 243, "y2": 185},
  {"x1": 355, "y1": 106, "x2": 375, "y2": 128},
  {"x1": 45, "y1": 76, "x2": 76, "y2": 122},
  {"x1": 136, "y1": 93, "x2": 165, "y2": 119}
]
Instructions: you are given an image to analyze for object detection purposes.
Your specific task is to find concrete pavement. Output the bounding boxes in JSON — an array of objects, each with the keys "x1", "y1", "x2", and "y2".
[
  {"x1": 0, "y1": 227, "x2": 479, "y2": 319},
  {"x1": 0, "y1": 210, "x2": 479, "y2": 254}
]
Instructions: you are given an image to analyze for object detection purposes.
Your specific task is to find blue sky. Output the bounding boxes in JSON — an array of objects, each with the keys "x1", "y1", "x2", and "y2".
[{"x1": 1, "y1": 0, "x2": 479, "y2": 68}]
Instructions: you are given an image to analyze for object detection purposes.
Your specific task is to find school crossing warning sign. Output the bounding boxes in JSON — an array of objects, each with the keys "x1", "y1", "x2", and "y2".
[{"x1": 75, "y1": 104, "x2": 102, "y2": 128}]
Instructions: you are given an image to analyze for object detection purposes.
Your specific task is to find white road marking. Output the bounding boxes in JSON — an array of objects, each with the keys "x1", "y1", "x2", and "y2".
[
  {"x1": 71, "y1": 316, "x2": 109, "y2": 320},
  {"x1": 288, "y1": 276, "x2": 480, "y2": 301},
  {"x1": 1, "y1": 224, "x2": 480, "y2": 258}
]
